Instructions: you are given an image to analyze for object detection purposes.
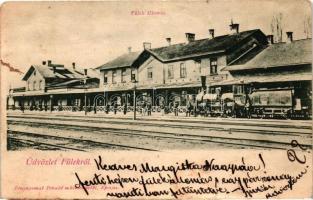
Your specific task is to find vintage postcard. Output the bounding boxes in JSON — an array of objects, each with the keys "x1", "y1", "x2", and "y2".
[{"x1": 0, "y1": 0, "x2": 312, "y2": 199}]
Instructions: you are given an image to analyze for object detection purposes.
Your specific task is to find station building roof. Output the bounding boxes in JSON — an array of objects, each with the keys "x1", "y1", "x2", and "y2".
[
  {"x1": 96, "y1": 52, "x2": 143, "y2": 70},
  {"x1": 222, "y1": 38, "x2": 312, "y2": 71},
  {"x1": 148, "y1": 29, "x2": 266, "y2": 62},
  {"x1": 97, "y1": 29, "x2": 268, "y2": 70}
]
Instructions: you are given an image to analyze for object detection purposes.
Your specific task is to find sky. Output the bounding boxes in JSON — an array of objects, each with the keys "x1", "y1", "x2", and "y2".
[{"x1": 0, "y1": 0, "x2": 312, "y2": 89}]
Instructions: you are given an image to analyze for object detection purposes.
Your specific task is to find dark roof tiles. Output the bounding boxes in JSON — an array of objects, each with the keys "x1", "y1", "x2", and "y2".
[
  {"x1": 149, "y1": 29, "x2": 262, "y2": 61},
  {"x1": 223, "y1": 39, "x2": 312, "y2": 71},
  {"x1": 97, "y1": 52, "x2": 142, "y2": 70},
  {"x1": 22, "y1": 64, "x2": 98, "y2": 81},
  {"x1": 97, "y1": 29, "x2": 265, "y2": 70}
]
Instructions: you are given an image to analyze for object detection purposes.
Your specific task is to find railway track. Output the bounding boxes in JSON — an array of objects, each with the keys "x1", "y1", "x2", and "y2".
[
  {"x1": 7, "y1": 117, "x2": 312, "y2": 150},
  {"x1": 8, "y1": 130, "x2": 158, "y2": 151},
  {"x1": 7, "y1": 115, "x2": 312, "y2": 136},
  {"x1": 8, "y1": 113, "x2": 312, "y2": 130}
]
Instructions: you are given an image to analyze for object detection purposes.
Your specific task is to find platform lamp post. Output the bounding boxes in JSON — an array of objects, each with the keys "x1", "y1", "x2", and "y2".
[
  {"x1": 103, "y1": 89, "x2": 106, "y2": 113},
  {"x1": 152, "y1": 87, "x2": 156, "y2": 107},
  {"x1": 83, "y1": 69, "x2": 89, "y2": 116},
  {"x1": 50, "y1": 94, "x2": 53, "y2": 113},
  {"x1": 84, "y1": 78, "x2": 87, "y2": 116},
  {"x1": 131, "y1": 76, "x2": 138, "y2": 120},
  {"x1": 22, "y1": 94, "x2": 25, "y2": 113}
]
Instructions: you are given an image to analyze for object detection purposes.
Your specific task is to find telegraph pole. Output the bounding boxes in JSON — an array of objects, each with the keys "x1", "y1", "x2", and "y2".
[
  {"x1": 132, "y1": 77, "x2": 137, "y2": 120},
  {"x1": 133, "y1": 85, "x2": 136, "y2": 120},
  {"x1": 84, "y1": 79, "x2": 87, "y2": 116}
]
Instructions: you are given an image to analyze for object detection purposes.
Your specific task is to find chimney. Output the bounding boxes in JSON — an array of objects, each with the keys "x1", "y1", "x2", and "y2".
[
  {"x1": 52, "y1": 66, "x2": 56, "y2": 74},
  {"x1": 266, "y1": 35, "x2": 274, "y2": 45},
  {"x1": 47, "y1": 60, "x2": 52, "y2": 66},
  {"x1": 209, "y1": 29, "x2": 215, "y2": 39},
  {"x1": 286, "y1": 32, "x2": 293, "y2": 43},
  {"x1": 229, "y1": 23, "x2": 239, "y2": 34},
  {"x1": 84, "y1": 69, "x2": 88, "y2": 76},
  {"x1": 128, "y1": 47, "x2": 132, "y2": 53},
  {"x1": 42, "y1": 61, "x2": 46, "y2": 65},
  {"x1": 185, "y1": 33, "x2": 195, "y2": 43},
  {"x1": 72, "y1": 62, "x2": 76, "y2": 69},
  {"x1": 166, "y1": 37, "x2": 171, "y2": 46},
  {"x1": 143, "y1": 42, "x2": 151, "y2": 50}
]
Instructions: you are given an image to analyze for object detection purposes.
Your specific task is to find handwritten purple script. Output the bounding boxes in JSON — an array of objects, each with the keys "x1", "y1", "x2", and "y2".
[{"x1": 74, "y1": 141, "x2": 311, "y2": 199}]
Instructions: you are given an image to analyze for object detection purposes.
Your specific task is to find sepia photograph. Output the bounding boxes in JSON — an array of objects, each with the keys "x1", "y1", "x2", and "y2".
[
  {"x1": 0, "y1": 0, "x2": 312, "y2": 199},
  {"x1": 3, "y1": 1, "x2": 312, "y2": 152}
]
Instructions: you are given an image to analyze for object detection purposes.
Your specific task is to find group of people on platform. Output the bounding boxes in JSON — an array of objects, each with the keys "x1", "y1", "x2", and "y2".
[
  {"x1": 15, "y1": 100, "x2": 251, "y2": 118},
  {"x1": 103, "y1": 100, "x2": 251, "y2": 118}
]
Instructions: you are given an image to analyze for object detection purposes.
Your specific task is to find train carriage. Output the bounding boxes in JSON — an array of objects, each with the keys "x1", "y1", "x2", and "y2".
[{"x1": 249, "y1": 88, "x2": 311, "y2": 119}]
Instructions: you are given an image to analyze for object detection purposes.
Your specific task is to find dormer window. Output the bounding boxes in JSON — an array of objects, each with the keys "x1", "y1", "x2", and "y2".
[
  {"x1": 210, "y1": 58, "x2": 217, "y2": 75},
  {"x1": 33, "y1": 71, "x2": 36, "y2": 76}
]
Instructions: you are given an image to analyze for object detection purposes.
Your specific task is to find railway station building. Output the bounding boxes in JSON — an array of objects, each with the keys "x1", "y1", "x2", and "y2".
[
  {"x1": 8, "y1": 61, "x2": 101, "y2": 112},
  {"x1": 97, "y1": 24, "x2": 269, "y2": 112},
  {"x1": 7, "y1": 23, "x2": 312, "y2": 118}
]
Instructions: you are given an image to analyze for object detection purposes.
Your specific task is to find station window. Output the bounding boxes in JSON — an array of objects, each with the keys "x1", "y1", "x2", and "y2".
[
  {"x1": 147, "y1": 67, "x2": 153, "y2": 79},
  {"x1": 131, "y1": 68, "x2": 136, "y2": 82},
  {"x1": 112, "y1": 70, "x2": 117, "y2": 84},
  {"x1": 210, "y1": 58, "x2": 218, "y2": 75},
  {"x1": 121, "y1": 69, "x2": 127, "y2": 82},
  {"x1": 103, "y1": 71, "x2": 108, "y2": 84},
  {"x1": 168, "y1": 65, "x2": 174, "y2": 79},
  {"x1": 180, "y1": 63, "x2": 186, "y2": 78},
  {"x1": 233, "y1": 85, "x2": 243, "y2": 94},
  {"x1": 39, "y1": 80, "x2": 43, "y2": 90},
  {"x1": 33, "y1": 81, "x2": 36, "y2": 90}
]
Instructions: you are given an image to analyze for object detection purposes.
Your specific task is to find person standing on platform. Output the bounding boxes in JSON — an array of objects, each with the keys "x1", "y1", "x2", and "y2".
[
  {"x1": 141, "y1": 101, "x2": 146, "y2": 116},
  {"x1": 113, "y1": 101, "x2": 118, "y2": 115},
  {"x1": 194, "y1": 103, "x2": 197, "y2": 117},
  {"x1": 105, "y1": 104, "x2": 110, "y2": 114},
  {"x1": 174, "y1": 102, "x2": 179, "y2": 116},
  {"x1": 160, "y1": 103, "x2": 165, "y2": 116},
  {"x1": 147, "y1": 102, "x2": 152, "y2": 116},
  {"x1": 186, "y1": 101, "x2": 192, "y2": 117},
  {"x1": 123, "y1": 103, "x2": 127, "y2": 115},
  {"x1": 21, "y1": 104, "x2": 25, "y2": 113}
]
